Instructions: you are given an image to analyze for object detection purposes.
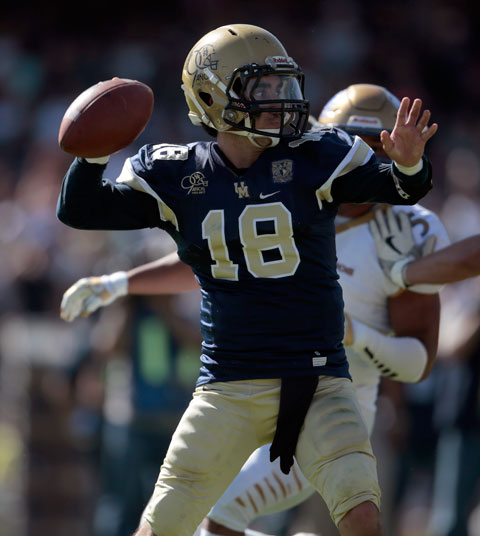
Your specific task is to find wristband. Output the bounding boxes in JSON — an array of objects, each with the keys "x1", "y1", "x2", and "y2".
[
  {"x1": 390, "y1": 257, "x2": 414, "y2": 288},
  {"x1": 85, "y1": 155, "x2": 110, "y2": 164},
  {"x1": 393, "y1": 159, "x2": 423, "y2": 175},
  {"x1": 106, "y1": 271, "x2": 129, "y2": 296}
]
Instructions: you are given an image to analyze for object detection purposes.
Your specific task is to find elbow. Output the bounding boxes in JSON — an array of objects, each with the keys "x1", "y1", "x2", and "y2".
[
  {"x1": 56, "y1": 205, "x2": 69, "y2": 225},
  {"x1": 56, "y1": 202, "x2": 87, "y2": 229},
  {"x1": 405, "y1": 180, "x2": 433, "y2": 206}
]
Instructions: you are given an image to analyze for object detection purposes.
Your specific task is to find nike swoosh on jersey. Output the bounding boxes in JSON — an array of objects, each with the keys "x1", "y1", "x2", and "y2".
[{"x1": 259, "y1": 191, "x2": 281, "y2": 199}]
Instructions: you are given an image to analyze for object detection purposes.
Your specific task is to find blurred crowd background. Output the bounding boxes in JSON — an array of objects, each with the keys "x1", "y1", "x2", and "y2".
[{"x1": 1, "y1": 1, "x2": 480, "y2": 535}]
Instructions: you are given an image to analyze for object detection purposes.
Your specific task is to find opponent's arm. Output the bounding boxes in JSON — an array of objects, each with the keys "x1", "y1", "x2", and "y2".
[
  {"x1": 127, "y1": 252, "x2": 199, "y2": 294},
  {"x1": 343, "y1": 205, "x2": 441, "y2": 383},
  {"x1": 403, "y1": 235, "x2": 480, "y2": 285},
  {"x1": 61, "y1": 252, "x2": 199, "y2": 322},
  {"x1": 344, "y1": 292, "x2": 438, "y2": 384},
  {"x1": 387, "y1": 289, "x2": 440, "y2": 381},
  {"x1": 370, "y1": 209, "x2": 480, "y2": 286}
]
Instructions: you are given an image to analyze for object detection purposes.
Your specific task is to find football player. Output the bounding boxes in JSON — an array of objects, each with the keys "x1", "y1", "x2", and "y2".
[
  {"x1": 60, "y1": 83, "x2": 448, "y2": 536},
  {"x1": 56, "y1": 23, "x2": 438, "y2": 536}
]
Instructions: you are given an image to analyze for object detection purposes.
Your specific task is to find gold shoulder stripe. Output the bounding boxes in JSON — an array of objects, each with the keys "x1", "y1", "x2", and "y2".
[
  {"x1": 337, "y1": 137, "x2": 373, "y2": 177},
  {"x1": 316, "y1": 136, "x2": 374, "y2": 208},
  {"x1": 116, "y1": 159, "x2": 179, "y2": 230}
]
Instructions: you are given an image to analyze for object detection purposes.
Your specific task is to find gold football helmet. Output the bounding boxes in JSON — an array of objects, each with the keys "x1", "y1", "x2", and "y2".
[
  {"x1": 316, "y1": 83, "x2": 400, "y2": 135},
  {"x1": 182, "y1": 24, "x2": 309, "y2": 146}
]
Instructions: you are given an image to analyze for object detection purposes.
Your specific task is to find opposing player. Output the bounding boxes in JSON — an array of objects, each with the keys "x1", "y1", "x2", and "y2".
[
  {"x1": 60, "y1": 83, "x2": 447, "y2": 536},
  {"x1": 56, "y1": 23, "x2": 438, "y2": 536}
]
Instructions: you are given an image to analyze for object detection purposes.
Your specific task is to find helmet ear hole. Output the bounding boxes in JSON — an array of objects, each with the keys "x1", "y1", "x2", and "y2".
[{"x1": 199, "y1": 92, "x2": 213, "y2": 106}]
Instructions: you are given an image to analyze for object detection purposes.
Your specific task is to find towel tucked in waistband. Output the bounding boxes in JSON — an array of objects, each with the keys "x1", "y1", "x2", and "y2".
[{"x1": 269, "y1": 375, "x2": 319, "y2": 475}]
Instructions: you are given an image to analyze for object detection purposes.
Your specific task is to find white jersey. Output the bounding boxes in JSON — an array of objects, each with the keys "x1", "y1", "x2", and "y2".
[
  {"x1": 203, "y1": 203, "x2": 450, "y2": 535},
  {"x1": 336, "y1": 203, "x2": 450, "y2": 429}
]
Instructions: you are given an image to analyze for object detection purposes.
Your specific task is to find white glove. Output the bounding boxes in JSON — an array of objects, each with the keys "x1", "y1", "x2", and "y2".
[
  {"x1": 390, "y1": 233, "x2": 437, "y2": 288},
  {"x1": 369, "y1": 207, "x2": 437, "y2": 288},
  {"x1": 60, "y1": 271, "x2": 128, "y2": 322}
]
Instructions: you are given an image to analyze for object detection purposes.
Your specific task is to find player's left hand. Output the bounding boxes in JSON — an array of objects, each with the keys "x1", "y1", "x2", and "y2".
[{"x1": 381, "y1": 97, "x2": 438, "y2": 167}]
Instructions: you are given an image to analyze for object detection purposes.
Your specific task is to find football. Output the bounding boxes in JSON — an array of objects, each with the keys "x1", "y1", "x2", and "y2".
[{"x1": 58, "y1": 78, "x2": 154, "y2": 158}]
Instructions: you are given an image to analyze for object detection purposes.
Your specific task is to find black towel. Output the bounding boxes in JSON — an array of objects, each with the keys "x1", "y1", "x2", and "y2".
[{"x1": 269, "y1": 376, "x2": 319, "y2": 475}]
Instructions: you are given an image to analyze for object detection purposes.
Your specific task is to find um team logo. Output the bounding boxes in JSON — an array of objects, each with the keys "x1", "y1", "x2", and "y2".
[
  {"x1": 234, "y1": 181, "x2": 250, "y2": 198},
  {"x1": 181, "y1": 172, "x2": 208, "y2": 195}
]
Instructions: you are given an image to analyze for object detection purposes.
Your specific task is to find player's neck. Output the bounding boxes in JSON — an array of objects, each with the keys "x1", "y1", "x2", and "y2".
[{"x1": 217, "y1": 131, "x2": 266, "y2": 170}]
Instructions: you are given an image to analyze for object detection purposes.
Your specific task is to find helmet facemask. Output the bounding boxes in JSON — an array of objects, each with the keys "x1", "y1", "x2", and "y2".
[{"x1": 223, "y1": 60, "x2": 310, "y2": 142}]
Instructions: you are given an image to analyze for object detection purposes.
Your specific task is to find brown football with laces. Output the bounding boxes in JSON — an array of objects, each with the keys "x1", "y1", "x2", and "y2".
[{"x1": 58, "y1": 77, "x2": 154, "y2": 158}]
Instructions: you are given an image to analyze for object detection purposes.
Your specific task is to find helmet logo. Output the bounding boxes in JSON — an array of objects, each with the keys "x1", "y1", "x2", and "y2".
[
  {"x1": 265, "y1": 56, "x2": 297, "y2": 69},
  {"x1": 347, "y1": 116, "x2": 382, "y2": 128},
  {"x1": 186, "y1": 44, "x2": 218, "y2": 75}
]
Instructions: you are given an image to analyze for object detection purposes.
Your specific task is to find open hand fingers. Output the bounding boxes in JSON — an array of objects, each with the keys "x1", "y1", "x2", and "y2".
[
  {"x1": 421, "y1": 234, "x2": 437, "y2": 256},
  {"x1": 416, "y1": 108, "x2": 431, "y2": 131},
  {"x1": 416, "y1": 108, "x2": 439, "y2": 141},
  {"x1": 374, "y1": 207, "x2": 390, "y2": 236},
  {"x1": 386, "y1": 206, "x2": 401, "y2": 234},
  {"x1": 397, "y1": 211, "x2": 414, "y2": 237},
  {"x1": 380, "y1": 130, "x2": 393, "y2": 153},
  {"x1": 405, "y1": 98, "x2": 423, "y2": 127},
  {"x1": 421, "y1": 122, "x2": 438, "y2": 142},
  {"x1": 395, "y1": 97, "x2": 410, "y2": 127}
]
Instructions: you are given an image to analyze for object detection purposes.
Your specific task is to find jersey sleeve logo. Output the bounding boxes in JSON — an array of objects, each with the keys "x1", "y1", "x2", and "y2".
[{"x1": 181, "y1": 172, "x2": 209, "y2": 195}]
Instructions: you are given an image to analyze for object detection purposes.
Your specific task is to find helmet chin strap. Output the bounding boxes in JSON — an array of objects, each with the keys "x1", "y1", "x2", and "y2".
[
  {"x1": 230, "y1": 129, "x2": 281, "y2": 148},
  {"x1": 229, "y1": 115, "x2": 281, "y2": 148}
]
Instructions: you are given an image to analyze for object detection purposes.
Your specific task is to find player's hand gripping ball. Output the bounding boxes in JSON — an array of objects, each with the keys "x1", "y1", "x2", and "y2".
[{"x1": 58, "y1": 78, "x2": 154, "y2": 158}]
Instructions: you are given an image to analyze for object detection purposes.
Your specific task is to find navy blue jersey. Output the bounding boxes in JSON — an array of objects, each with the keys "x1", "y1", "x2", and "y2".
[{"x1": 57, "y1": 129, "x2": 432, "y2": 386}]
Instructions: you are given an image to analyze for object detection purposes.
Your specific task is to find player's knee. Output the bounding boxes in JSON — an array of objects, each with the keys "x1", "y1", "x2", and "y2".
[{"x1": 338, "y1": 501, "x2": 382, "y2": 536}]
